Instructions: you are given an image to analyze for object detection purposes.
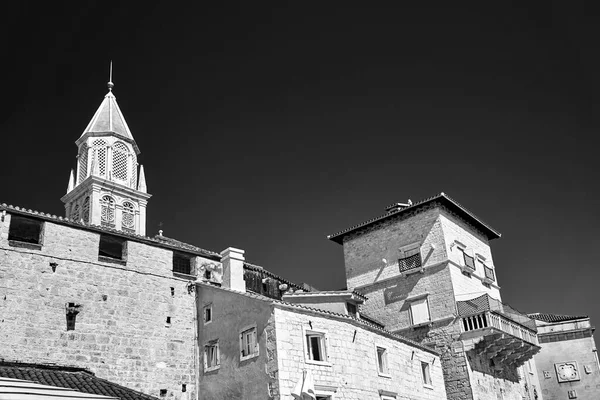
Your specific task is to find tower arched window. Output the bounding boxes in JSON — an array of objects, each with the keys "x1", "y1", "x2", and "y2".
[
  {"x1": 92, "y1": 139, "x2": 107, "y2": 177},
  {"x1": 113, "y1": 142, "x2": 129, "y2": 183},
  {"x1": 78, "y1": 144, "x2": 88, "y2": 184},
  {"x1": 100, "y1": 196, "x2": 115, "y2": 227},
  {"x1": 122, "y1": 201, "x2": 135, "y2": 232},
  {"x1": 72, "y1": 203, "x2": 80, "y2": 222},
  {"x1": 82, "y1": 196, "x2": 90, "y2": 223}
]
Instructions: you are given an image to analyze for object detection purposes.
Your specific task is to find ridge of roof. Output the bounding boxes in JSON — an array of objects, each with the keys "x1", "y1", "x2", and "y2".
[
  {"x1": 195, "y1": 282, "x2": 438, "y2": 356},
  {"x1": 528, "y1": 313, "x2": 589, "y2": 323},
  {"x1": 327, "y1": 192, "x2": 501, "y2": 244},
  {"x1": 1, "y1": 203, "x2": 220, "y2": 260},
  {"x1": 243, "y1": 262, "x2": 305, "y2": 291}
]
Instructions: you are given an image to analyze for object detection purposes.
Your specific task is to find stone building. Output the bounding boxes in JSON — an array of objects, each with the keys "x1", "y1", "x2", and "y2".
[
  {"x1": 529, "y1": 313, "x2": 600, "y2": 400},
  {"x1": 327, "y1": 196, "x2": 544, "y2": 400}
]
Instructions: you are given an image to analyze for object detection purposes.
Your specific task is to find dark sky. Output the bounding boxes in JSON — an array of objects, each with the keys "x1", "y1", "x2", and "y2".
[{"x1": 1, "y1": 2, "x2": 598, "y2": 328}]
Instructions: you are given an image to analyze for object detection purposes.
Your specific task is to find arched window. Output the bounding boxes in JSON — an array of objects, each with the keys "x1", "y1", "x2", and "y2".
[
  {"x1": 82, "y1": 196, "x2": 90, "y2": 223},
  {"x1": 72, "y1": 203, "x2": 80, "y2": 222},
  {"x1": 92, "y1": 139, "x2": 107, "y2": 177},
  {"x1": 100, "y1": 196, "x2": 115, "y2": 227},
  {"x1": 78, "y1": 144, "x2": 88, "y2": 184},
  {"x1": 113, "y1": 142, "x2": 129, "y2": 182},
  {"x1": 122, "y1": 201, "x2": 135, "y2": 232}
]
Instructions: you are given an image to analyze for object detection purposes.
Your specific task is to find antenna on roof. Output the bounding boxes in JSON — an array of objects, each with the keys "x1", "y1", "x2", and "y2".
[{"x1": 107, "y1": 61, "x2": 114, "y2": 91}]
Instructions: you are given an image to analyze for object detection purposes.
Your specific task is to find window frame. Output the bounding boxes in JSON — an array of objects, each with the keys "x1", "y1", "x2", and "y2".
[
  {"x1": 239, "y1": 324, "x2": 259, "y2": 361},
  {"x1": 375, "y1": 345, "x2": 391, "y2": 377},
  {"x1": 421, "y1": 361, "x2": 433, "y2": 388},
  {"x1": 303, "y1": 327, "x2": 331, "y2": 366},
  {"x1": 172, "y1": 251, "x2": 193, "y2": 276},
  {"x1": 203, "y1": 340, "x2": 220, "y2": 372},
  {"x1": 98, "y1": 233, "x2": 127, "y2": 264},
  {"x1": 409, "y1": 295, "x2": 431, "y2": 328},
  {"x1": 7, "y1": 214, "x2": 44, "y2": 249},
  {"x1": 203, "y1": 304, "x2": 212, "y2": 325},
  {"x1": 398, "y1": 243, "x2": 422, "y2": 274}
]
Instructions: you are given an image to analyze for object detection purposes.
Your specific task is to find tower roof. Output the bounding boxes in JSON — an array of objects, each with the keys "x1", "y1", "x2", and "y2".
[{"x1": 77, "y1": 89, "x2": 140, "y2": 154}]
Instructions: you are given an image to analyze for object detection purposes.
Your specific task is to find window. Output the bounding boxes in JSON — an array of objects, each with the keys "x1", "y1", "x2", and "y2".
[
  {"x1": 98, "y1": 234, "x2": 126, "y2": 262},
  {"x1": 8, "y1": 215, "x2": 43, "y2": 245},
  {"x1": 173, "y1": 252, "x2": 193, "y2": 275},
  {"x1": 82, "y1": 197, "x2": 90, "y2": 223},
  {"x1": 121, "y1": 201, "x2": 135, "y2": 232},
  {"x1": 92, "y1": 139, "x2": 107, "y2": 177},
  {"x1": 204, "y1": 270, "x2": 212, "y2": 280},
  {"x1": 459, "y1": 248, "x2": 475, "y2": 270},
  {"x1": 203, "y1": 304, "x2": 212, "y2": 324},
  {"x1": 204, "y1": 341, "x2": 220, "y2": 372},
  {"x1": 421, "y1": 361, "x2": 432, "y2": 387},
  {"x1": 112, "y1": 142, "x2": 130, "y2": 182},
  {"x1": 398, "y1": 245, "x2": 422, "y2": 273},
  {"x1": 100, "y1": 196, "x2": 115, "y2": 227},
  {"x1": 409, "y1": 297, "x2": 431, "y2": 327},
  {"x1": 376, "y1": 346, "x2": 389, "y2": 376},
  {"x1": 484, "y1": 264, "x2": 495, "y2": 282},
  {"x1": 78, "y1": 144, "x2": 88, "y2": 183},
  {"x1": 305, "y1": 330, "x2": 328, "y2": 363},
  {"x1": 240, "y1": 325, "x2": 259, "y2": 361},
  {"x1": 346, "y1": 302, "x2": 357, "y2": 317}
]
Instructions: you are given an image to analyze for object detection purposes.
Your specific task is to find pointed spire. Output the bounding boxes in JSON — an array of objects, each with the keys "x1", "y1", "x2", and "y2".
[
  {"x1": 138, "y1": 165, "x2": 147, "y2": 193},
  {"x1": 67, "y1": 170, "x2": 74, "y2": 193}
]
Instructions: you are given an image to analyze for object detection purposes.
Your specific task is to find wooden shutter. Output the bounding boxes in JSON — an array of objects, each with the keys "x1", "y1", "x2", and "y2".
[{"x1": 411, "y1": 298, "x2": 430, "y2": 325}]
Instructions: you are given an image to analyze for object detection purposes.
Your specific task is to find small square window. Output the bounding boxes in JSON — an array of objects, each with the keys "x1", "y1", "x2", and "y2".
[
  {"x1": 346, "y1": 302, "x2": 358, "y2": 317},
  {"x1": 410, "y1": 297, "x2": 431, "y2": 327},
  {"x1": 8, "y1": 215, "x2": 43, "y2": 245},
  {"x1": 98, "y1": 234, "x2": 126, "y2": 261},
  {"x1": 421, "y1": 361, "x2": 432, "y2": 387},
  {"x1": 203, "y1": 304, "x2": 212, "y2": 324},
  {"x1": 240, "y1": 325, "x2": 259, "y2": 361},
  {"x1": 305, "y1": 331, "x2": 328, "y2": 363},
  {"x1": 204, "y1": 341, "x2": 220, "y2": 372},
  {"x1": 376, "y1": 346, "x2": 389, "y2": 375},
  {"x1": 173, "y1": 252, "x2": 193, "y2": 275}
]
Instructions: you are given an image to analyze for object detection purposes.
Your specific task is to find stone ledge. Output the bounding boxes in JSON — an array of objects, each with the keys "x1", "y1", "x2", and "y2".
[{"x1": 8, "y1": 240, "x2": 42, "y2": 251}]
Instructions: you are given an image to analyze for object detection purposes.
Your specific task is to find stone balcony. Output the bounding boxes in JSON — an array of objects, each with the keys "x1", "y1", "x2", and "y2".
[{"x1": 457, "y1": 294, "x2": 540, "y2": 368}]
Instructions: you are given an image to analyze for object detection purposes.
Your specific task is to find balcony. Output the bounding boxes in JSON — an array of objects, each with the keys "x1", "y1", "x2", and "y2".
[{"x1": 457, "y1": 294, "x2": 540, "y2": 368}]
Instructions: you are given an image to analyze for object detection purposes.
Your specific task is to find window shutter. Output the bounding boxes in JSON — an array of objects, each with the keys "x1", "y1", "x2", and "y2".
[
  {"x1": 411, "y1": 298, "x2": 430, "y2": 325},
  {"x1": 252, "y1": 329, "x2": 257, "y2": 353}
]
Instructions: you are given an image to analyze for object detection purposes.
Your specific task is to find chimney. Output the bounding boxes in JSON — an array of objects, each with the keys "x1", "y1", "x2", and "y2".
[{"x1": 220, "y1": 247, "x2": 245, "y2": 292}]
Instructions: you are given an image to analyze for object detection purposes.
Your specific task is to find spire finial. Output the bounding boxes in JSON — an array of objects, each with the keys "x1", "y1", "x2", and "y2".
[{"x1": 107, "y1": 61, "x2": 114, "y2": 91}]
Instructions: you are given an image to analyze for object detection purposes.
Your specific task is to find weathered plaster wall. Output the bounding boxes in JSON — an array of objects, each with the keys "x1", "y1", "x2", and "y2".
[
  {"x1": 273, "y1": 306, "x2": 447, "y2": 400},
  {"x1": 0, "y1": 213, "x2": 207, "y2": 399},
  {"x1": 342, "y1": 206, "x2": 448, "y2": 290},
  {"x1": 197, "y1": 284, "x2": 276, "y2": 400}
]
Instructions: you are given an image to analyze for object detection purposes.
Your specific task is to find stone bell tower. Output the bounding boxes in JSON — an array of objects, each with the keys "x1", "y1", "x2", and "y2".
[{"x1": 61, "y1": 70, "x2": 151, "y2": 235}]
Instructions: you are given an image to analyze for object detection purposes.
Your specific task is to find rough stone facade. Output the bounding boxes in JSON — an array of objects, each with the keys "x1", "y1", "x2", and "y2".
[
  {"x1": 273, "y1": 306, "x2": 446, "y2": 400},
  {"x1": 338, "y1": 202, "x2": 543, "y2": 400},
  {"x1": 0, "y1": 211, "x2": 217, "y2": 399}
]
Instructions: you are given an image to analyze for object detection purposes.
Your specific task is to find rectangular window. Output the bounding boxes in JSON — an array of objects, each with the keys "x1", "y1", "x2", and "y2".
[
  {"x1": 421, "y1": 361, "x2": 432, "y2": 386},
  {"x1": 8, "y1": 215, "x2": 43, "y2": 245},
  {"x1": 346, "y1": 302, "x2": 357, "y2": 317},
  {"x1": 203, "y1": 304, "x2": 212, "y2": 324},
  {"x1": 204, "y1": 341, "x2": 220, "y2": 372},
  {"x1": 377, "y1": 346, "x2": 389, "y2": 375},
  {"x1": 398, "y1": 246, "x2": 422, "y2": 273},
  {"x1": 173, "y1": 252, "x2": 193, "y2": 275},
  {"x1": 240, "y1": 326, "x2": 259, "y2": 360},
  {"x1": 98, "y1": 234, "x2": 126, "y2": 261},
  {"x1": 460, "y1": 249, "x2": 475, "y2": 270},
  {"x1": 410, "y1": 297, "x2": 431, "y2": 327},
  {"x1": 484, "y1": 265, "x2": 495, "y2": 281},
  {"x1": 306, "y1": 331, "x2": 328, "y2": 363}
]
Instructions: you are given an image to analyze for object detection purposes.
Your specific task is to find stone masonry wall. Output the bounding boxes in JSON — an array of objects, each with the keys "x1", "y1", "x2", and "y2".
[
  {"x1": 0, "y1": 213, "x2": 209, "y2": 399},
  {"x1": 273, "y1": 306, "x2": 447, "y2": 400}
]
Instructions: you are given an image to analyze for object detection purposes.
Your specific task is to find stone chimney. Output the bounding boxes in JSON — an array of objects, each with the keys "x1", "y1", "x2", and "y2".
[{"x1": 220, "y1": 247, "x2": 245, "y2": 292}]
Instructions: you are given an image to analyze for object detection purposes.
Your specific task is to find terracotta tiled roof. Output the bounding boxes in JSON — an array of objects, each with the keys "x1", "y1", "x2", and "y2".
[
  {"x1": 0, "y1": 363, "x2": 158, "y2": 400},
  {"x1": 529, "y1": 313, "x2": 588, "y2": 323},
  {"x1": 243, "y1": 262, "x2": 305, "y2": 291},
  {"x1": 327, "y1": 192, "x2": 501, "y2": 244},
  {"x1": 0, "y1": 203, "x2": 220, "y2": 260}
]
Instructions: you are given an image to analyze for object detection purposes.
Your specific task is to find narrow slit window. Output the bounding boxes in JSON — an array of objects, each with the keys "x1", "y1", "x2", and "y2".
[
  {"x1": 421, "y1": 361, "x2": 432, "y2": 386},
  {"x1": 203, "y1": 304, "x2": 212, "y2": 324},
  {"x1": 377, "y1": 346, "x2": 389, "y2": 375}
]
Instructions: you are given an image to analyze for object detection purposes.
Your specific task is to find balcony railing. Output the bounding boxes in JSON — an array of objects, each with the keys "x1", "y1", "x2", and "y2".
[{"x1": 462, "y1": 311, "x2": 538, "y2": 345}]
